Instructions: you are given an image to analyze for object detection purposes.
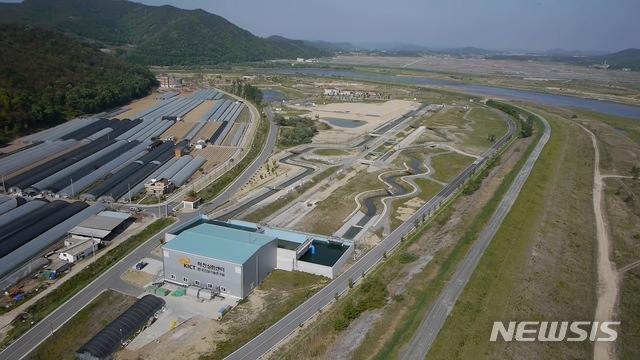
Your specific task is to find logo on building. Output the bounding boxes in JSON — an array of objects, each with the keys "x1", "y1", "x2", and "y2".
[
  {"x1": 179, "y1": 258, "x2": 195, "y2": 270},
  {"x1": 490, "y1": 321, "x2": 620, "y2": 342}
]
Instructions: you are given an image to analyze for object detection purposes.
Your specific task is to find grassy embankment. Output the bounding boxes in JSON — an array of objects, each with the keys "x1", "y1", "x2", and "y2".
[
  {"x1": 427, "y1": 108, "x2": 597, "y2": 359},
  {"x1": 241, "y1": 166, "x2": 340, "y2": 222},
  {"x1": 430, "y1": 152, "x2": 475, "y2": 183},
  {"x1": 0, "y1": 217, "x2": 175, "y2": 346},
  {"x1": 274, "y1": 102, "x2": 534, "y2": 359},
  {"x1": 569, "y1": 108, "x2": 640, "y2": 359},
  {"x1": 26, "y1": 290, "x2": 137, "y2": 359},
  {"x1": 200, "y1": 271, "x2": 329, "y2": 360}
]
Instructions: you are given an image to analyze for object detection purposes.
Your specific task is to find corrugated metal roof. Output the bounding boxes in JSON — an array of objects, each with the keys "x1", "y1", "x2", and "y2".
[
  {"x1": 68, "y1": 227, "x2": 111, "y2": 239},
  {"x1": 71, "y1": 211, "x2": 130, "y2": 234},
  {"x1": 98, "y1": 211, "x2": 131, "y2": 220},
  {"x1": 164, "y1": 223, "x2": 276, "y2": 264}
]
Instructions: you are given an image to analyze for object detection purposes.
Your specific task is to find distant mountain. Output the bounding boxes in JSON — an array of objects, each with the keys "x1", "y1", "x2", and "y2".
[
  {"x1": 600, "y1": 48, "x2": 640, "y2": 62},
  {"x1": 0, "y1": 23, "x2": 157, "y2": 144},
  {"x1": 0, "y1": 0, "x2": 331, "y2": 66},
  {"x1": 309, "y1": 40, "x2": 358, "y2": 51},
  {"x1": 543, "y1": 48, "x2": 609, "y2": 57}
]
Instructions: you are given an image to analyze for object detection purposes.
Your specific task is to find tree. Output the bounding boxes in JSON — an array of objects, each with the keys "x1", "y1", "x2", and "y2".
[{"x1": 487, "y1": 134, "x2": 496, "y2": 142}]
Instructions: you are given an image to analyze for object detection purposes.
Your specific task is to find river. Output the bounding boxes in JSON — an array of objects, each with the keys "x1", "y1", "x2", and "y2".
[{"x1": 262, "y1": 69, "x2": 640, "y2": 119}]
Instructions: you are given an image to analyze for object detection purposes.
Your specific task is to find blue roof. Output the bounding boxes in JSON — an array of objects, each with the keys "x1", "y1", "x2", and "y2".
[
  {"x1": 262, "y1": 228, "x2": 308, "y2": 244},
  {"x1": 164, "y1": 223, "x2": 276, "y2": 264}
]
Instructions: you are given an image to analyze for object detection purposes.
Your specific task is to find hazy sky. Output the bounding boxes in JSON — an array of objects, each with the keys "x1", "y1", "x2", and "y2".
[{"x1": 3, "y1": 0, "x2": 639, "y2": 51}]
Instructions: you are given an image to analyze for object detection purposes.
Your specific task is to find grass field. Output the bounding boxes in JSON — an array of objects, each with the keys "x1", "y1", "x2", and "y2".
[
  {"x1": 426, "y1": 107, "x2": 471, "y2": 128},
  {"x1": 430, "y1": 152, "x2": 475, "y2": 183},
  {"x1": 293, "y1": 169, "x2": 385, "y2": 235},
  {"x1": 604, "y1": 177, "x2": 640, "y2": 360},
  {"x1": 201, "y1": 271, "x2": 329, "y2": 360},
  {"x1": 314, "y1": 148, "x2": 349, "y2": 156},
  {"x1": 456, "y1": 107, "x2": 511, "y2": 154},
  {"x1": 27, "y1": 290, "x2": 137, "y2": 360},
  {"x1": 389, "y1": 178, "x2": 443, "y2": 230},
  {"x1": 428, "y1": 109, "x2": 597, "y2": 359},
  {"x1": 241, "y1": 166, "x2": 339, "y2": 223}
]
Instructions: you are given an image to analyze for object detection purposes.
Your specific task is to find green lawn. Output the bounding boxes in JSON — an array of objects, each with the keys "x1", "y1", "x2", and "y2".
[
  {"x1": 458, "y1": 107, "x2": 511, "y2": 152},
  {"x1": 426, "y1": 107, "x2": 471, "y2": 128},
  {"x1": 314, "y1": 148, "x2": 349, "y2": 156},
  {"x1": 202, "y1": 271, "x2": 329, "y2": 360},
  {"x1": 430, "y1": 152, "x2": 475, "y2": 183}
]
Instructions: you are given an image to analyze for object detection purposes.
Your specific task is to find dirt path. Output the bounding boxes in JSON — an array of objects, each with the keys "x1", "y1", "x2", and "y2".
[{"x1": 579, "y1": 124, "x2": 619, "y2": 360}]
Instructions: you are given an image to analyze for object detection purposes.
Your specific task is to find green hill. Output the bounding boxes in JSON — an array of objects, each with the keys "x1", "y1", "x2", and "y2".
[
  {"x1": 0, "y1": 23, "x2": 158, "y2": 145},
  {"x1": 0, "y1": 0, "x2": 331, "y2": 66}
]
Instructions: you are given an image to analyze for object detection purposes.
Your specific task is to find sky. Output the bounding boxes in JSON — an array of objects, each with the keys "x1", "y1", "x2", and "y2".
[{"x1": 4, "y1": 0, "x2": 640, "y2": 52}]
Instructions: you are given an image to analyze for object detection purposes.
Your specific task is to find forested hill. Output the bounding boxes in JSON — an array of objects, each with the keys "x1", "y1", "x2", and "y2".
[
  {"x1": 0, "y1": 0, "x2": 332, "y2": 66},
  {"x1": 0, "y1": 24, "x2": 158, "y2": 145}
]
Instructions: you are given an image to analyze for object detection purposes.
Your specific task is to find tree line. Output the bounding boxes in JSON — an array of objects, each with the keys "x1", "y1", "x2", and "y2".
[{"x1": 0, "y1": 24, "x2": 158, "y2": 145}]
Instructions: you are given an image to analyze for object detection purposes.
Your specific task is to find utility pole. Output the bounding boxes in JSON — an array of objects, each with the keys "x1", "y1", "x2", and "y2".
[
  {"x1": 91, "y1": 233, "x2": 96, "y2": 264},
  {"x1": 70, "y1": 178, "x2": 74, "y2": 197},
  {"x1": 1, "y1": 174, "x2": 5, "y2": 193}
]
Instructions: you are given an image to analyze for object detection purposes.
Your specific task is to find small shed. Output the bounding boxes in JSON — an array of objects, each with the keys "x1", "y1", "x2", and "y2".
[{"x1": 183, "y1": 197, "x2": 201, "y2": 210}]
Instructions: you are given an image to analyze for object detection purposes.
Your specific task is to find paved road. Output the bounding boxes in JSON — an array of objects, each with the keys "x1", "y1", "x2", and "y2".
[
  {"x1": 226, "y1": 111, "x2": 517, "y2": 359},
  {"x1": 400, "y1": 110, "x2": 551, "y2": 360},
  {"x1": 0, "y1": 104, "x2": 277, "y2": 360}
]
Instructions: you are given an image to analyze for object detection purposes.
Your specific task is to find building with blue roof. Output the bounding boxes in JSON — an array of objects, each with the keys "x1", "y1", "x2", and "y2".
[
  {"x1": 163, "y1": 216, "x2": 354, "y2": 299},
  {"x1": 162, "y1": 223, "x2": 277, "y2": 299}
]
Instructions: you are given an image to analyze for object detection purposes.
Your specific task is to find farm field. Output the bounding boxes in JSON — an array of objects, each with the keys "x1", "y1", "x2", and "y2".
[
  {"x1": 160, "y1": 121, "x2": 197, "y2": 141},
  {"x1": 222, "y1": 124, "x2": 241, "y2": 146},
  {"x1": 182, "y1": 100, "x2": 218, "y2": 122},
  {"x1": 115, "y1": 96, "x2": 161, "y2": 120},
  {"x1": 191, "y1": 146, "x2": 235, "y2": 173},
  {"x1": 192, "y1": 122, "x2": 221, "y2": 142}
]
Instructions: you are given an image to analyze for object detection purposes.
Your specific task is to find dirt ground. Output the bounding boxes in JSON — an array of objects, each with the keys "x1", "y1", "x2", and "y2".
[
  {"x1": 296, "y1": 100, "x2": 420, "y2": 139},
  {"x1": 231, "y1": 157, "x2": 298, "y2": 201},
  {"x1": 117, "y1": 315, "x2": 226, "y2": 360},
  {"x1": 121, "y1": 270, "x2": 154, "y2": 288},
  {"x1": 115, "y1": 95, "x2": 162, "y2": 119},
  {"x1": 182, "y1": 100, "x2": 218, "y2": 122},
  {"x1": 160, "y1": 121, "x2": 198, "y2": 141}
]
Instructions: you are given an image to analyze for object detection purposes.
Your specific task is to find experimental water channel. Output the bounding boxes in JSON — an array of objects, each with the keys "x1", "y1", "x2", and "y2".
[{"x1": 341, "y1": 154, "x2": 423, "y2": 240}]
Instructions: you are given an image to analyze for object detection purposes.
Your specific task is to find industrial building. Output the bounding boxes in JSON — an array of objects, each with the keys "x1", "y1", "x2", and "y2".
[
  {"x1": 59, "y1": 239, "x2": 98, "y2": 263},
  {"x1": 163, "y1": 223, "x2": 277, "y2": 299},
  {"x1": 162, "y1": 217, "x2": 353, "y2": 299},
  {"x1": 68, "y1": 211, "x2": 131, "y2": 241}
]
